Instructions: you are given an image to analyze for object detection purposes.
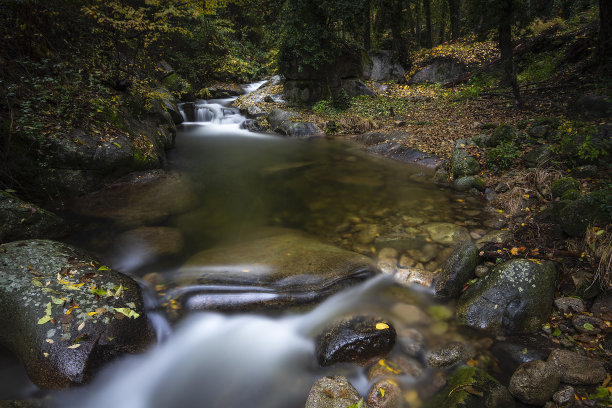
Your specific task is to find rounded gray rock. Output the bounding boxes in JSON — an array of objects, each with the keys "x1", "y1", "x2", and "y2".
[
  {"x1": 305, "y1": 376, "x2": 362, "y2": 408},
  {"x1": 546, "y1": 349, "x2": 606, "y2": 385},
  {"x1": 509, "y1": 360, "x2": 560, "y2": 406}
]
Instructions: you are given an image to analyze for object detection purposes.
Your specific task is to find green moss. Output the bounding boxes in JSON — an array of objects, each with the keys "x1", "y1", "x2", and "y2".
[
  {"x1": 425, "y1": 366, "x2": 502, "y2": 408},
  {"x1": 551, "y1": 177, "x2": 580, "y2": 198},
  {"x1": 561, "y1": 189, "x2": 581, "y2": 201},
  {"x1": 490, "y1": 123, "x2": 517, "y2": 146}
]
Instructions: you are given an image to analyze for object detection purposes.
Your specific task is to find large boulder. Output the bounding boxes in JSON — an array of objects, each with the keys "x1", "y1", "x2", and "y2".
[
  {"x1": 158, "y1": 229, "x2": 378, "y2": 314},
  {"x1": 508, "y1": 360, "x2": 560, "y2": 406},
  {"x1": 457, "y1": 259, "x2": 557, "y2": 335},
  {"x1": 410, "y1": 59, "x2": 466, "y2": 84},
  {"x1": 558, "y1": 189, "x2": 611, "y2": 237},
  {"x1": 0, "y1": 192, "x2": 68, "y2": 244},
  {"x1": 363, "y1": 50, "x2": 406, "y2": 82},
  {"x1": 0, "y1": 240, "x2": 153, "y2": 388}
]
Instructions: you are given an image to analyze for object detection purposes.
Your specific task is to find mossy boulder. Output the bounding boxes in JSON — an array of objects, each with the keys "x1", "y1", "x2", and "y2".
[
  {"x1": 425, "y1": 366, "x2": 515, "y2": 408},
  {"x1": 457, "y1": 259, "x2": 557, "y2": 335},
  {"x1": 490, "y1": 124, "x2": 517, "y2": 147},
  {"x1": 558, "y1": 189, "x2": 612, "y2": 237},
  {"x1": 0, "y1": 192, "x2": 68, "y2": 244},
  {"x1": 451, "y1": 140, "x2": 480, "y2": 178},
  {"x1": 0, "y1": 240, "x2": 153, "y2": 389},
  {"x1": 551, "y1": 177, "x2": 580, "y2": 198}
]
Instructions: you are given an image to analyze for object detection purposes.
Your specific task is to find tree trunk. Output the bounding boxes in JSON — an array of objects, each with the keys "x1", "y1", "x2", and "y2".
[
  {"x1": 599, "y1": 0, "x2": 612, "y2": 63},
  {"x1": 390, "y1": 0, "x2": 407, "y2": 62},
  {"x1": 363, "y1": 0, "x2": 371, "y2": 51},
  {"x1": 415, "y1": 0, "x2": 422, "y2": 46},
  {"x1": 448, "y1": 0, "x2": 460, "y2": 41},
  {"x1": 423, "y1": 0, "x2": 432, "y2": 48},
  {"x1": 499, "y1": 0, "x2": 522, "y2": 107}
]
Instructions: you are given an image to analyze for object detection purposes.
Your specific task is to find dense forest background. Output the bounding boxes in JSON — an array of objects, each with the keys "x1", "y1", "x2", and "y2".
[{"x1": 0, "y1": 0, "x2": 610, "y2": 195}]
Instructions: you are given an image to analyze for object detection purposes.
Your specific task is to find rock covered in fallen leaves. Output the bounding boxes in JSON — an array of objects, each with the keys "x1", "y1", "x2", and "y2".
[
  {"x1": 0, "y1": 240, "x2": 153, "y2": 388},
  {"x1": 508, "y1": 360, "x2": 560, "y2": 406},
  {"x1": 456, "y1": 259, "x2": 557, "y2": 335},
  {"x1": 305, "y1": 376, "x2": 363, "y2": 408},
  {"x1": 0, "y1": 192, "x2": 68, "y2": 244},
  {"x1": 315, "y1": 316, "x2": 396, "y2": 366}
]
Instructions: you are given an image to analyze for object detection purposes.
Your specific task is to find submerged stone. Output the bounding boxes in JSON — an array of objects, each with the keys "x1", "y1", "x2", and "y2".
[
  {"x1": 0, "y1": 240, "x2": 153, "y2": 389},
  {"x1": 305, "y1": 376, "x2": 363, "y2": 408},
  {"x1": 422, "y1": 223, "x2": 471, "y2": 246},
  {"x1": 161, "y1": 229, "x2": 378, "y2": 314}
]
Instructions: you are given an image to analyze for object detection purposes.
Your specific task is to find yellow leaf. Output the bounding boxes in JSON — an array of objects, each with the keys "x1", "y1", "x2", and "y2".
[
  {"x1": 510, "y1": 247, "x2": 519, "y2": 256},
  {"x1": 376, "y1": 323, "x2": 389, "y2": 330},
  {"x1": 67, "y1": 344, "x2": 81, "y2": 349}
]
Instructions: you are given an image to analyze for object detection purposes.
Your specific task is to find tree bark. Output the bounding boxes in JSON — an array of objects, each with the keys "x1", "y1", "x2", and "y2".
[
  {"x1": 448, "y1": 0, "x2": 460, "y2": 41},
  {"x1": 423, "y1": 0, "x2": 432, "y2": 48},
  {"x1": 364, "y1": 0, "x2": 371, "y2": 51},
  {"x1": 498, "y1": 0, "x2": 522, "y2": 107},
  {"x1": 599, "y1": 0, "x2": 612, "y2": 63},
  {"x1": 390, "y1": 0, "x2": 407, "y2": 62}
]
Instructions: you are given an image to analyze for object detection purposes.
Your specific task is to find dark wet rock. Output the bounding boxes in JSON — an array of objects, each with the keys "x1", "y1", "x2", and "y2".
[
  {"x1": 409, "y1": 59, "x2": 466, "y2": 84},
  {"x1": 491, "y1": 335, "x2": 556, "y2": 377},
  {"x1": 368, "y1": 355, "x2": 423, "y2": 379},
  {"x1": 71, "y1": 170, "x2": 197, "y2": 228},
  {"x1": 426, "y1": 366, "x2": 515, "y2": 408},
  {"x1": 571, "y1": 314, "x2": 604, "y2": 334},
  {"x1": 474, "y1": 264, "x2": 490, "y2": 277},
  {"x1": 452, "y1": 176, "x2": 486, "y2": 192},
  {"x1": 551, "y1": 177, "x2": 580, "y2": 198},
  {"x1": 524, "y1": 145, "x2": 552, "y2": 168},
  {"x1": 0, "y1": 192, "x2": 68, "y2": 244},
  {"x1": 426, "y1": 342, "x2": 474, "y2": 368},
  {"x1": 366, "y1": 379, "x2": 402, "y2": 408},
  {"x1": 508, "y1": 360, "x2": 560, "y2": 406},
  {"x1": 0, "y1": 240, "x2": 153, "y2": 389},
  {"x1": 568, "y1": 94, "x2": 612, "y2": 120},
  {"x1": 162, "y1": 229, "x2": 378, "y2": 313},
  {"x1": 433, "y1": 167, "x2": 450, "y2": 184},
  {"x1": 552, "y1": 385, "x2": 575, "y2": 407},
  {"x1": 0, "y1": 401, "x2": 43, "y2": 408},
  {"x1": 546, "y1": 349, "x2": 606, "y2": 385},
  {"x1": 451, "y1": 140, "x2": 480, "y2": 178},
  {"x1": 355, "y1": 131, "x2": 442, "y2": 168},
  {"x1": 422, "y1": 222, "x2": 471, "y2": 246},
  {"x1": 476, "y1": 230, "x2": 514, "y2": 248},
  {"x1": 363, "y1": 50, "x2": 406, "y2": 82},
  {"x1": 554, "y1": 297, "x2": 586, "y2": 314},
  {"x1": 592, "y1": 291, "x2": 612, "y2": 318},
  {"x1": 434, "y1": 241, "x2": 479, "y2": 299},
  {"x1": 457, "y1": 259, "x2": 557, "y2": 335},
  {"x1": 558, "y1": 189, "x2": 612, "y2": 237},
  {"x1": 396, "y1": 328, "x2": 425, "y2": 357},
  {"x1": 305, "y1": 376, "x2": 363, "y2": 408},
  {"x1": 316, "y1": 315, "x2": 396, "y2": 366}
]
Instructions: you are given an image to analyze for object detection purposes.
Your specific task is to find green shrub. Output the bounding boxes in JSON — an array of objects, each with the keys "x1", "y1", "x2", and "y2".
[
  {"x1": 331, "y1": 88, "x2": 351, "y2": 110},
  {"x1": 486, "y1": 141, "x2": 521, "y2": 173}
]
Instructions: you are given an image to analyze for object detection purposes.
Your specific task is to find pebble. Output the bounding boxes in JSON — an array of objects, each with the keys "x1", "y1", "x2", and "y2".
[
  {"x1": 398, "y1": 255, "x2": 416, "y2": 268},
  {"x1": 553, "y1": 385, "x2": 575, "y2": 406},
  {"x1": 366, "y1": 379, "x2": 402, "y2": 408},
  {"x1": 571, "y1": 314, "x2": 604, "y2": 334},
  {"x1": 394, "y1": 268, "x2": 435, "y2": 288},
  {"x1": 378, "y1": 247, "x2": 398, "y2": 260},
  {"x1": 426, "y1": 342, "x2": 473, "y2": 368},
  {"x1": 474, "y1": 264, "x2": 490, "y2": 278},
  {"x1": 396, "y1": 328, "x2": 425, "y2": 357}
]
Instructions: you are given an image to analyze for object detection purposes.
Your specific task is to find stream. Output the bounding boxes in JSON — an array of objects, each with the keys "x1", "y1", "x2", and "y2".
[{"x1": 1, "y1": 82, "x2": 496, "y2": 407}]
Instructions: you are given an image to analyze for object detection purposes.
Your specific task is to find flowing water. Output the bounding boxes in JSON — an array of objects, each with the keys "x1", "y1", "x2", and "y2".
[{"x1": 0, "y1": 82, "x2": 496, "y2": 406}]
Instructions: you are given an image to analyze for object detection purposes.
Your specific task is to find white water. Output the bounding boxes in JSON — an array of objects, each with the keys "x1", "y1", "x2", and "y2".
[{"x1": 53, "y1": 276, "x2": 396, "y2": 408}]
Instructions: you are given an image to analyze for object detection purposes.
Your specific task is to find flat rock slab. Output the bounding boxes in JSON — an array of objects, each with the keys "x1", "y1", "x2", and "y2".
[
  {"x1": 160, "y1": 229, "x2": 378, "y2": 314},
  {"x1": 71, "y1": 170, "x2": 197, "y2": 228},
  {"x1": 0, "y1": 240, "x2": 152, "y2": 388}
]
